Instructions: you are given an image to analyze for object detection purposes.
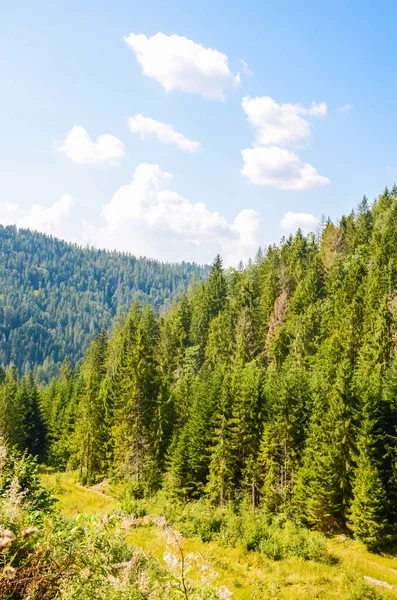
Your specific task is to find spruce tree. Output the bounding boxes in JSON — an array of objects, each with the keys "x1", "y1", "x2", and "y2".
[
  {"x1": 0, "y1": 366, "x2": 24, "y2": 449},
  {"x1": 206, "y1": 371, "x2": 235, "y2": 505},
  {"x1": 71, "y1": 330, "x2": 108, "y2": 483},
  {"x1": 112, "y1": 304, "x2": 161, "y2": 494}
]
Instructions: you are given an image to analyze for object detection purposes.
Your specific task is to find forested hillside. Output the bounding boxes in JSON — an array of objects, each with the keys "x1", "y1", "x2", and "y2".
[
  {"x1": 0, "y1": 225, "x2": 206, "y2": 379},
  {"x1": 3, "y1": 187, "x2": 397, "y2": 551}
]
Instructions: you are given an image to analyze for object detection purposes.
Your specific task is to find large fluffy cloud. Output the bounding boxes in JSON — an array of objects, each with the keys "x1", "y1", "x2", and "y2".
[
  {"x1": 1, "y1": 167, "x2": 262, "y2": 265},
  {"x1": 0, "y1": 195, "x2": 75, "y2": 238},
  {"x1": 280, "y1": 210, "x2": 320, "y2": 232},
  {"x1": 242, "y1": 96, "x2": 326, "y2": 147},
  {"x1": 241, "y1": 95, "x2": 329, "y2": 189},
  {"x1": 60, "y1": 126, "x2": 125, "y2": 165},
  {"x1": 87, "y1": 163, "x2": 260, "y2": 265},
  {"x1": 0, "y1": 202, "x2": 20, "y2": 226},
  {"x1": 241, "y1": 146, "x2": 330, "y2": 190},
  {"x1": 128, "y1": 114, "x2": 200, "y2": 152},
  {"x1": 124, "y1": 32, "x2": 240, "y2": 100}
]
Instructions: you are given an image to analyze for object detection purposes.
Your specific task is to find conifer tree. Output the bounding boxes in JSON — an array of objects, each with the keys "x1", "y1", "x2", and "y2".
[
  {"x1": 231, "y1": 360, "x2": 263, "y2": 508},
  {"x1": 206, "y1": 371, "x2": 235, "y2": 505},
  {"x1": 205, "y1": 255, "x2": 227, "y2": 320},
  {"x1": 296, "y1": 357, "x2": 355, "y2": 530},
  {"x1": 260, "y1": 360, "x2": 310, "y2": 512},
  {"x1": 44, "y1": 356, "x2": 74, "y2": 468},
  {"x1": 112, "y1": 304, "x2": 161, "y2": 493},
  {"x1": 349, "y1": 429, "x2": 388, "y2": 549},
  {"x1": 19, "y1": 372, "x2": 46, "y2": 461},
  {"x1": 0, "y1": 366, "x2": 24, "y2": 449},
  {"x1": 71, "y1": 330, "x2": 108, "y2": 483}
]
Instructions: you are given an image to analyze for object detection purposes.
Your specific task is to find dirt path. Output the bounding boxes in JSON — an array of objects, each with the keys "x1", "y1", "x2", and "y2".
[{"x1": 78, "y1": 480, "x2": 114, "y2": 500}]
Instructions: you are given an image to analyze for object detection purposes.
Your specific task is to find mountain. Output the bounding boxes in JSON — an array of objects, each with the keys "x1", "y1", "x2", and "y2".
[
  {"x1": 0, "y1": 225, "x2": 207, "y2": 379},
  {"x1": 25, "y1": 185, "x2": 397, "y2": 549}
]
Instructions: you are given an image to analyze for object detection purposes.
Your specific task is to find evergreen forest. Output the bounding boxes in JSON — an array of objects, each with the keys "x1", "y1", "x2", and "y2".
[
  {"x1": 3, "y1": 187, "x2": 397, "y2": 556},
  {"x1": 0, "y1": 225, "x2": 206, "y2": 379}
]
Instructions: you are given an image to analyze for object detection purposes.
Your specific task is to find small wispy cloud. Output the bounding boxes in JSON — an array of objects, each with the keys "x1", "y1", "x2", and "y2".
[
  {"x1": 240, "y1": 59, "x2": 253, "y2": 77},
  {"x1": 338, "y1": 104, "x2": 353, "y2": 112},
  {"x1": 128, "y1": 114, "x2": 200, "y2": 152}
]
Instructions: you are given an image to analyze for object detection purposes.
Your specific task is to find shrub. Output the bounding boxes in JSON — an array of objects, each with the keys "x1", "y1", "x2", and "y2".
[
  {"x1": 0, "y1": 441, "x2": 232, "y2": 600},
  {"x1": 147, "y1": 497, "x2": 335, "y2": 565},
  {"x1": 347, "y1": 580, "x2": 384, "y2": 600},
  {"x1": 0, "y1": 441, "x2": 55, "y2": 514}
]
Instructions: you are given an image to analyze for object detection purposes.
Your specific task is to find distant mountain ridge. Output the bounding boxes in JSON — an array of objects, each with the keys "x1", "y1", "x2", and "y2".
[{"x1": 0, "y1": 225, "x2": 207, "y2": 379}]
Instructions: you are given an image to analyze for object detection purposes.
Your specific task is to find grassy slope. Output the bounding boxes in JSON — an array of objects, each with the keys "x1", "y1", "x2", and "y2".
[
  {"x1": 40, "y1": 471, "x2": 116, "y2": 517},
  {"x1": 41, "y1": 472, "x2": 397, "y2": 599}
]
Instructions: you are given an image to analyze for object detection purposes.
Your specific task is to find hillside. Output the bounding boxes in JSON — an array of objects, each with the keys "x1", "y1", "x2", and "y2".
[
  {"x1": 0, "y1": 225, "x2": 206, "y2": 379},
  {"x1": 3, "y1": 188, "x2": 397, "y2": 598},
  {"x1": 4, "y1": 448, "x2": 396, "y2": 600},
  {"x1": 34, "y1": 187, "x2": 397, "y2": 544}
]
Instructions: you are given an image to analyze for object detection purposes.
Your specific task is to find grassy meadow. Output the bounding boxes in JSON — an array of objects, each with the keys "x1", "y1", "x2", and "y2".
[{"x1": 39, "y1": 471, "x2": 397, "y2": 600}]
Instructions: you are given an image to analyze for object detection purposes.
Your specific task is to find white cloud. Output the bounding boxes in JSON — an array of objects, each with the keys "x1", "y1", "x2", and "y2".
[
  {"x1": 86, "y1": 163, "x2": 260, "y2": 265},
  {"x1": 0, "y1": 195, "x2": 75, "y2": 238},
  {"x1": 124, "y1": 32, "x2": 240, "y2": 100},
  {"x1": 60, "y1": 126, "x2": 125, "y2": 165},
  {"x1": 0, "y1": 169, "x2": 262, "y2": 265},
  {"x1": 240, "y1": 59, "x2": 253, "y2": 77},
  {"x1": 338, "y1": 104, "x2": 353, "y2": 112},
  {"x1": 0, "y1": 202, "x2": 20, "y2": 226},
  {"x1": 241, "y1": 146, "x2": 330, "y2": 190},
  {"x1": 128, "y1": 114, "x2": 200, "y2": 152},
  {"x1": 280, "y1": 211, "x2": 320, "y2": 232},
  {"x1": 18, "y1": 194, "x2": 74, "y2": 231},
  {"x1": 242, "y1": 96, "x2": 327, "y2": 147}
]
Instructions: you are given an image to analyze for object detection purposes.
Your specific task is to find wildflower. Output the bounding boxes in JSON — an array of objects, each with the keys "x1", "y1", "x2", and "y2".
[
  {"x1": 152, "y1": 515, "x2": 167, "y2": 528},
  {"x1": 218, "y1": 585, "x2": 233, "y2": 599},
  {"x1": 1, "y1": 529, "x2": 15, "y2": 539},
  {"x1": 22, "y1": 527, "x2": 38, "y2": 537},
  {"x1": 163, "y1": 551, "x2": 179, "y2": 568},
  {"x1": 186, "y1": 552, "x2": 199, "y2": 562},
  {"x1": 0, "y1": 529, "x2": 15, "y2": 550},
  {"x1": 4, "y1": 566, "x2": 16, "y2": 579}
]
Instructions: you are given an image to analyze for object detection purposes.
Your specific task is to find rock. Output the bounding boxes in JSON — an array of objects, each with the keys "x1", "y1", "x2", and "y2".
[{"x1": 364, "y1": 575, "x2": 394, "y2": 590}]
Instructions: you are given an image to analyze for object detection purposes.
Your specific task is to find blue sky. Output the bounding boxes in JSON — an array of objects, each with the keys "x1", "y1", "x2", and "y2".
[{"x1": 1, "y1": 0, "x2": 397, "y2": 264}]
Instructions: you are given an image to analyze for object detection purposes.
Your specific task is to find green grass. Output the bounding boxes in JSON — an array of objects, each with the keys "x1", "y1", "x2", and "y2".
[
  {"x1": 126, "y1": 524, "x2": 397, "y2": 599},
  {"x1": 40, "y1": 472, "x2": 397, "y2": 599},
  {"x1": 40, "y1": 470, "x2": 116, "y2": 517}
]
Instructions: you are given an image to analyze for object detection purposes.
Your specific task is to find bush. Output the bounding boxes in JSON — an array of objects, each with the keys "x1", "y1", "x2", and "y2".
[
  {"x1": 0, "y1": 442, "x2": 55, "y2": 514},
  {"x1": 258, "y1": 516, "x2": 332, "y2": 562},
  {"x1": 146, "y1": 497, "x2": 335, "y2": 564},
  {"x1": 347, "y1": 581, "x2": 384, "y2": 600},
  {"x1": 0, "y1": 441, "x2": 232, "y2": 600}
]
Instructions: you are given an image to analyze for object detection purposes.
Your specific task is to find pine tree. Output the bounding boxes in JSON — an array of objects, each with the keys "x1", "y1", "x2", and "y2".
[
  {"x1": 19, "y1": 372, "x2": 46, "y2": 461},
  {"x1": 44, "y1": 356, "x2": 74, "y2": 468},
  {"x1": 260, "y1": 360, "x2": 310, "y2": 512},
  {"x1": 349, "y1": 432, "x2": 388, "y2": 549},
  {"x1": 206, "y1": 371, "x2": 235, "y2": 505},
  {"x1": 295, "y1": 357, "x2": 356, "y2": 530},
  {"x1": 205, "y1": 255, "x2": 227, "y2": 320},
  {"x1": 71, "y1": 330, "x2": 108, "y2": 483},
  {"x1": 231, "y1": 360, "x2": 263, "y2": 508},
  {"x1": 112, "y1": 304, "x2": 161, "y2": 494},
  {"x1": 0, "y1": 366, "x2": 24, "y2": 449}
]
